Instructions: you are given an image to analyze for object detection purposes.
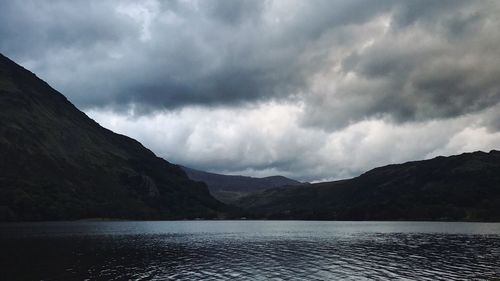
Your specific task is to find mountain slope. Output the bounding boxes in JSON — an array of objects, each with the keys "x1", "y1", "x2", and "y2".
[
  {"x1": 0, "y1": 53, "x2": 226, "y2": 221},
  {"x1": 181, "y1": 166, "x2": 303, "y2": 203},
  {"x1": 236, "y1": 151, "x2": 500, "y2": 221}
]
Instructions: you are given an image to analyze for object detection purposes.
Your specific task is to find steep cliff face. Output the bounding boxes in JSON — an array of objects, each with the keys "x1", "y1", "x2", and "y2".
[{"x1": 0, "y1": 53, "x2": 226, "y2": 221}]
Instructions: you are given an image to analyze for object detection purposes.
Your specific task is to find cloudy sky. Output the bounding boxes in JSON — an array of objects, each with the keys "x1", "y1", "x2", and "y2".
[{"x1": 2, "y1": 0, "x2": 500, "y2": 182}]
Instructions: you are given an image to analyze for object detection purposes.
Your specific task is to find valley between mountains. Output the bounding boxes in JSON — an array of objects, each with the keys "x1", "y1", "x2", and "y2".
[{"x1": 1, "y1": 53, "x2": 499, "y2": 222}]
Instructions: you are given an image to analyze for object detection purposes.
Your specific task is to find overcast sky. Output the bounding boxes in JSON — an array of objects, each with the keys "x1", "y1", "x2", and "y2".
[{"x1": 2, "y1": 0, "x2": 500, "y2": 181}]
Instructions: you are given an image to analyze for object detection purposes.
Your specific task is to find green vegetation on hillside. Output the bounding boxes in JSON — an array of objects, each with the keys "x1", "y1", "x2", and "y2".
[
  {"x1": 236, "y1": 151, "x2": 500, "y2": 221},
  {"x1": 0, "y1": 54, "x2": 227, "y2": 221}
]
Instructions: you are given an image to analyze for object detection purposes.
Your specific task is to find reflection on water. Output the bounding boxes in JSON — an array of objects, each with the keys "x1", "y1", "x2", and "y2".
[{"x1": 1, "y1": 221, "x2": 499, "y2": 280}]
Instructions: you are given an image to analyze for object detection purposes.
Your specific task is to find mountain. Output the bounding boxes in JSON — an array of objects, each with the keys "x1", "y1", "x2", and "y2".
[
  {"x1": 236, "y1": 150, "x2": 500, "y2": 221},
  {"x1": 0, "y1": 53, "x2": 227, "y2": 221},
  {"x1": 181, "y1": 166, "x2": 304, "y2": 203}
]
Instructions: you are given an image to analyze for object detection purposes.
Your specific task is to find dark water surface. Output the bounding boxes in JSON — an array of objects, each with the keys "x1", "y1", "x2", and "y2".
[{"x1": 1, "y1": 221, "x2": 499, "y2": 280}]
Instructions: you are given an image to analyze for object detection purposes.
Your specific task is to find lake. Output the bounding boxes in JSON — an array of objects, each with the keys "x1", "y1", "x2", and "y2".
[{"x1": 0, "y1": 221, "x2": 499, "y2": 280}]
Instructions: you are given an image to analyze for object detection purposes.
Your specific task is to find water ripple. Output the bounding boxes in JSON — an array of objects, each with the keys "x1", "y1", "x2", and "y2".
[{"x1": 1, "y1": 221, "x2": 500, "y2": 280}]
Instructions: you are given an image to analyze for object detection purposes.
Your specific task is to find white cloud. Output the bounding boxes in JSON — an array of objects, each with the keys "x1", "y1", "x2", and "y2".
[{"x1": 87, "y1": 102, "x2": 500, "y2": 182}]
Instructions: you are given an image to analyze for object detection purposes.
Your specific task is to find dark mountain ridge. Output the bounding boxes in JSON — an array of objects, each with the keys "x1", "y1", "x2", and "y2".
[
  {"x1": 0, "y1": 53, "x2": 226, "y2": 221},
  {"x1": 2, "y1": 53, "x2": 499, "y2": 222},
  {"x1": 236, "y1": 150, "x2": 500, "y2": 221},
  {"x1": 181, "y1": 166, "x2": 303, "y2": 203}
]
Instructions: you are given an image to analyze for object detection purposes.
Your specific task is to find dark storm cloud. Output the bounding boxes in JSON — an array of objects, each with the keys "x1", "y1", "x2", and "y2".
[
  {"x1": 1, "y1": 0, "x2": 499, "y2": 129},
  {"x1": 0, "y1": 0, "x2": 389, "y2": 110},
  {"x1": 299, "y1": 0, "x2": 500, "y2": 129},
  {"x1": 0, "y1": 1, "x2": 138, "y2": 58},
  {"x1": 199, "y1": 0, "x2": 265, "y2": 24}
]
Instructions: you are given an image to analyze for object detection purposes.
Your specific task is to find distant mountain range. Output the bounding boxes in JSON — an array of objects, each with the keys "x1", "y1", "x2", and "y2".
[
  {"x1": 235, "y1": 150, "x2": 500, "y2": 221},
  {"x1": 181, "y1": 166, "x2": 303, "y2": 203},
  {"x1": 0, "y1": 53, "x2": 227, "y2": 221}
]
